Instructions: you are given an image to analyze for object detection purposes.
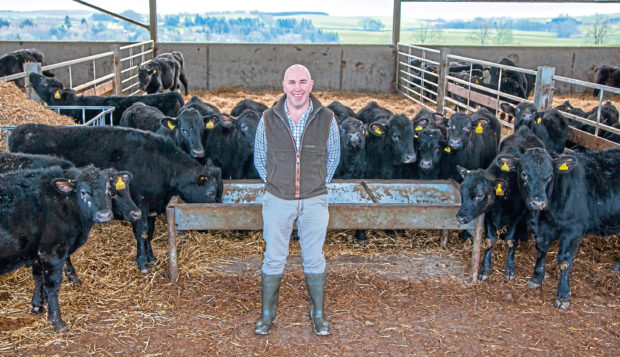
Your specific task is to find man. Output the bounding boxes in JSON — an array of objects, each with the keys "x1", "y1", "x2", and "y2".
[{"x1": 253, "y1": 64, "x2": 340, "y2": 336}]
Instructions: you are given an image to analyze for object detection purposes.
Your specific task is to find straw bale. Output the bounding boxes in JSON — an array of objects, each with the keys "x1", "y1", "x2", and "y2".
[{"x1": 0, "y1": 81, "x2": 75, "y2": 150}]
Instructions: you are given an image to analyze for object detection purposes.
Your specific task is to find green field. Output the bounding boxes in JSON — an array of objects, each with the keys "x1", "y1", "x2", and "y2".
[{"x1": 286, "y1": 13, "x2": 620, "y2": 46}]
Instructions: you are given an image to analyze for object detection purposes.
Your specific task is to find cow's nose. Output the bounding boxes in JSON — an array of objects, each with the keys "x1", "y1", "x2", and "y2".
[
  {"x1": 192, "y1": 149, "x2": 205, "y2": 158},
  {"x1": 530, "y1": 198, "x2": 547, "y2": 210},
  {"x1": 403, "y1": 153, "x2": 416, "y2": 164},
  {"x1": 420, "y1": 159, "x2": 432, "y2": 169},
  {"x1": 95, "y1": 210, "x2": 113, "y2": 223},
  {"x1": 130, "y1": 210, "x2": 142, "y2": 221}
]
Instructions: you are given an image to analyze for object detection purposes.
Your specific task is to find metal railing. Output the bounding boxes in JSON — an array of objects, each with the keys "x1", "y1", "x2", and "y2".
[
  {"x1": 0, "y1": 40, "x2": 154, "y2": 97},
  {"x1": 395, "y1": 43, "x2": 619, "y2": 149},
  {"x1": 395, "y1": 44, "x2": 441, "y2": 112}
]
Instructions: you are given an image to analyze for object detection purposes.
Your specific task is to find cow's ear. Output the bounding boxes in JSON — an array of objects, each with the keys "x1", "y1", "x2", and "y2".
[
  {"x1": 161, "y1": 117, "x2": 177, "y2": 130},
  {"x1": 432, "y1": 112, "x2": 446, "y2": 126},
  {"x1": 473, "y1": 118, "x2": 489, "y2": 134},
  {"x1": 414, "y1": 119, "x2": 428, "y2": 132},
  {"x1": 495, "y1": 155, "x2": 518, "y2": 173},
  {"x1": 219, "y1": 114, "x2": 234, "y2": 128},
  {"x1": 492, "y1": 178, "x2": 508, "y2": 197},
  {"x1": 204, "y1": 115, "x2": 218, "y2": 130},
  {"x1": 52, "y1": 178, "x2": 75, "y2": 194},
  {"x1": 369, "y1": 122, "x2": 387, "y2": 136},
  {"x1": 554, "y1": 155, "x2": 577, "y2": 173},
  {"x1": 456, "y1": 165, "x2": 470, "y2": 180},
  {"x1": 534, "y1": 112, "x2": 543, "y2": 125},
  {"x1": 112, "y1": 171, "x2": 133, "y2": 189},
  {"x1": 499, "y1": 102, "x2": 515, "y2": 115}
]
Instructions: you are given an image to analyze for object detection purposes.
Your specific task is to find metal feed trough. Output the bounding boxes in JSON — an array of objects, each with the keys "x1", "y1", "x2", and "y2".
[{"x1": 166, "y1": 179, "x2": 484, "y2": 282}]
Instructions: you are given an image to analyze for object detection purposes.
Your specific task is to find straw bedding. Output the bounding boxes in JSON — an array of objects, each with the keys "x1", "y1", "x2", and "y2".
[{"x1": 0, "y1": 82, "x2": 618, "y2": 355}]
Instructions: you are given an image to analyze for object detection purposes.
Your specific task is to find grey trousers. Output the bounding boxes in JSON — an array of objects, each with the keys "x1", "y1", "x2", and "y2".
[{"x1": 261, "y1": 192, "x2": 329, "y2": 275}]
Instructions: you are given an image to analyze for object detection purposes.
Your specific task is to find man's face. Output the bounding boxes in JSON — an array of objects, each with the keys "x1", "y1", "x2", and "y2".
[{"x1": 282, "y1": 66, "x2": 314, "y2": 110}]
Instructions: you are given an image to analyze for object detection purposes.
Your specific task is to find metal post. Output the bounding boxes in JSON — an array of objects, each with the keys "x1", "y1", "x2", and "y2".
[
  {"x1": 167, "y1": 203, "x2": 178, "y2": 281},
  {"x1": 392, "y1": 0, "x2": 401, "y2": 48},
  {"x1": 112, "y1": 45, "x2": 122, "y2": 95},
  {"x1": 149, "y1": 0, "x2": 158, "y2": 55},
  {"x1": 24, "y1": 62, "x2": 42, "y2": 104},
  {"x1": 470, "y1": 214, "x2": 484, "y2": 283},
  {"x1": 534, "y1": 66, "x2": 555, "y2": 111},
  {"x1": 436, "y1": 48, "x2": 449, "y2": 114}
]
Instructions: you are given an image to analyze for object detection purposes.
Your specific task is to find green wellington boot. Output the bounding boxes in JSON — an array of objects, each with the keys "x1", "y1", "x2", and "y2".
[
  {"x1": 305, "y1": 272, "x2": 331, "y2": 336},
  {"x1": 254, "y1": 274, "x2": 282, "y2": 334}
]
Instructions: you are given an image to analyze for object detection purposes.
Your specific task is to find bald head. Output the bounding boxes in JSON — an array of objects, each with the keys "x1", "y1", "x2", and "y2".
[{"x1": 283, "y1": 64, "x2": 312, "y2": 82}]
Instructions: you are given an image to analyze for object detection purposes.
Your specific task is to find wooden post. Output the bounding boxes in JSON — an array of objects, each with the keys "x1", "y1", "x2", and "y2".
[
  {"x1": 534, "y1": 66, "x2": 555, "y2": 111},
  {"x1": 436, "y1": 48, "x2": 450, "y2": 114},
  {"x1": 112, "y1": 45, "x2": 122, "y2": 95},
  {"x1": 24, "y1": 62, "x2": 42, "y2": 104}
]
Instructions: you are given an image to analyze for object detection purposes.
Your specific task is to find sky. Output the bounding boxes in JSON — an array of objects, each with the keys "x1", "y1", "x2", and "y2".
[{"x1": 1, "y1": 1, "x2": 619, "y2": 19}]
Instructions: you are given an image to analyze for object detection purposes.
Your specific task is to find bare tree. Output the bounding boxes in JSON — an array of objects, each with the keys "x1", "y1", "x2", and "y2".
[
  {"x1": 471, "y1": 22, "x2": 490, "y2": 45},
  {"x1": 414, "y1": 21, "x2": 442, "y2": 44},
  {"x1": 493, "y1": 21, "x2": 513, "y2": 45},
  {"x1": 586, "y1": 13, "x2": 609, "y2": 45}
]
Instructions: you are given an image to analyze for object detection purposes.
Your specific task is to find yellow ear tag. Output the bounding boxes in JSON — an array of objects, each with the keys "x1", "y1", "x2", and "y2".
[
  {"x1": 374, "y1": 128, "x2": 382, "y2": 135},
  {"x1": 153, "y1": 69, "x2": 157, "y2": 74},
  {"x1": 167, "y1": 121, "x2": 176, "y2": 130},
  {"x1": 501, "y1": 162, "x2": 510, "y2": 172},
  {"x1": 466, "y1": 170, "x2": 471, "y2": 174},
  {"x1": 536, "y1": 117, "x2": 542, "y2": 124},
  {"x1": 484, "y1": 69, "x2": 489, "y2": 73},
  {"x1": 54, "y1": 90, "x2": 61, "y2": 99},
  {"x1": 414, "y1": 134, "x2": 418, "y2": 139},
  {"x1": 415, "y1": 125, "x2": 423, "y2": 132},
  {"x1": 558, "y1": 162, "x2": 569, "y2": 171},
  {"x1": 444, "y1": 147, "x2": 451, "y2": 153},
  {"x1": 475, "y1": 122, "x2": 483, "y2": 134},
  {"x1": 115, "y1": 177, "x2": 126, "y2": 191},
  {"x1": 206, "y1": 121, "x2": 214, "y2": 130},
  {"x1": 495, "y1": 183, "x2": 504, "y2": 196},
  {"x1": 475, "y1": 78, "x2": 479, "y2": 84}
]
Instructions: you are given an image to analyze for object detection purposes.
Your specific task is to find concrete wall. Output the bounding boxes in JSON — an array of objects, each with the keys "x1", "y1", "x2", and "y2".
[{"x1": 1, "y1": 41, "x2": 618, "y2": 94}]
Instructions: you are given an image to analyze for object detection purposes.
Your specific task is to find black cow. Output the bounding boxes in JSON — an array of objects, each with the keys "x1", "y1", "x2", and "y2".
[
  {"x1": 356, "y1": 101, "x2": 393, "y2": 125},
  {"x1": 180, "y1": 96, "x2": 229, "y2": 145},
  {"x1": 0, "y1": 150, "x2": 73, "y2": 171},
  {"x1": 456, "y1": 125, "x2": 545, "y2": 281},
  {"x1": 119, "y1": 102, "x2": 206, "y2": 159},
  {"x1": 0, "y1": 165, "x2": 113, "y2": 332},
  {"x1": 365, "y1": 114, "x2": 416, "y2": 179},
  {"x1": 28, "y1": 72, "x2": 184, "y2": 125},
  {"x1": 231, "y1": 98, "x2": 268, "y2": 118},
  {"x1": 327, "y1": 101, "x2": 357, "y2": 124},
  {"x1": 206, "y1": 109, "x2": 260, "y2": 179},
  {"x1": 415, "y1": 128, "x2": 453, "y2": 180},
  {"x1": 0, "y1": 151, "x2": 141, "y2": 285},
  {"x1": 334, "y1": 117, "x2": 367, "y2": 179},
  {"x1": 446, "y1": 108, "x2": 501, "y2": 181},
  {"x1": 500, "y1": 102, "x2": 568, "y2": 155},
  {"x1": 593, "y1": 65, "x2": 620, "y2": 96},
  {"x1": 510, "y1": 147, "x2": 620, "y2": 309},
  {"x1": 0, "y1": 48, "x2": 54, "y2": 87},
  {"x1": 9, "y1": 124, "x2": 223, "y2": 273},
  {"x1": 488, "y1": 58, "x2": 533, "y2": 99},
  {"x1": 138, "y1": 51, "x2": 188, "y2": 95}
]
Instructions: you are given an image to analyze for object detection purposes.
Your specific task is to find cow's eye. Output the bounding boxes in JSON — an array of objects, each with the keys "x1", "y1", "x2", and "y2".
[
  {"x1": 464, "y1": 126, "x2": 471, "y2": 132},
  {"x1": 181, "y1": 129, "x2": 187, "y2": 134},
  {"x1": 521, "y1": 172, "x2": 528, "y2": 181},
  {"x1": 80, "y1": 190, "x2": 92, "y2": 199}
]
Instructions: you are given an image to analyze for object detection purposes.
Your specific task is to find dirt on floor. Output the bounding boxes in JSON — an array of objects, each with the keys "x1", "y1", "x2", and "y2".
[
  {"x1": 0, "y1": 86, "x2": 618, "y2": 356},
  {"x1": 0, "y1": 219, "x2": 618, "y2": 356}
]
